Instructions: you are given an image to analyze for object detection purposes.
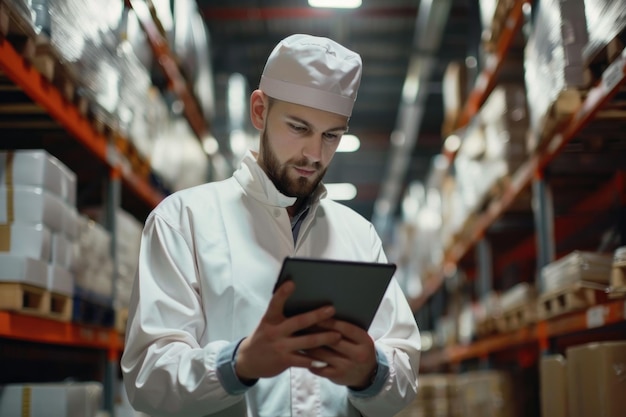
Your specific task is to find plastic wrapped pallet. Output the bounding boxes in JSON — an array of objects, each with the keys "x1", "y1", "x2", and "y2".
[
  {"x1": 583, "y1": 0, "x2": 626, "y2": 64},
  {"x1": 541, "y1": 251, "x2": 613, "y2": 293},
  {"x1": 524, "y1": 0, "x2": 589, "y2": 145},
  {"x1": 0, "y1": 223, "x2": 51, "y2": 261},
  {"x1": 74, "y1": 214, "x2": 114, "y2": 301},
  {"x1": 0, "y1": 381, "x2": 103, "y2": 417},
  {"x1": 566, "y1": 341, "x2": 626, "y2": 417}
]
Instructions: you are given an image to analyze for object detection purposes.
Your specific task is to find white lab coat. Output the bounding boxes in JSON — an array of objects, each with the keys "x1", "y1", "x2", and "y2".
[{"x1": 121, "y1": 151, "x2": 421, "y2": 417}]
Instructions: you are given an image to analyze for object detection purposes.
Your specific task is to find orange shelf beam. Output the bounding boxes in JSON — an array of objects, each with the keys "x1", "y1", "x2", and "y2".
[
  {"x1": 411, "y1": 47, "x2": 626, "y2": 311},
  {"x1": 420, "y1": 299, "x2": 626, "y2": 369},
  {"x1": 444, "y1": 0, "x2": 528, "y2": 161},
  {"x1": 0, "y1": 311, "x2": 123, "y2": 352},
  {"x1": 128, "y1": 0, "x2": 209, "y2": 141},
  {"x1": 0, "y1": 38, "x2": 164, "y2": 209}
]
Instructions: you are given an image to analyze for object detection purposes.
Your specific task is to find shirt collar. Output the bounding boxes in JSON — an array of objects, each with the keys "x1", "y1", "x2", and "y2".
[{"x1": 233, "y1": 150, "x2": 327, "y2": 208}]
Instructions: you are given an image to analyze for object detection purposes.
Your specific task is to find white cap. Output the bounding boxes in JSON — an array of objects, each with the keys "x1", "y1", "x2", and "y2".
[{"x1": 259, "y1": 34, "x2": 362, "y2": 117}]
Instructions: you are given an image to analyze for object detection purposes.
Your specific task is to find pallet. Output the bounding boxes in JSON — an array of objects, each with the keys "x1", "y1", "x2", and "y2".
[
  {"x1": 0, "y1": 282, "x2": 47, "y2": 315},
  {"x1": 532, "y1": 88, "x2": 585, "y2": 151},
  {"x1": 475, "y1": 316, "x2": 498, "y2": 338},
  {"x1": 115, "y1": 307, "x2": 129, "y2": 334},
  {"x1": 538, "y1": 281, "x2": 610, "y2": 320},
  {"x1": 72, "y1": 295, "x2": 115, "y2": 328},
  {"x1": 0, "y1": 282, "x2": 72, "y2": 321},
  {"x1": 609, "y1": 261, "x2": 626, "y2": 299},
  {"x1": 0, "y1": 0, "x2": 36, "y2": 62},
  {"x1": 495, "y1": 303, "x2": 537, "y2": 333}
]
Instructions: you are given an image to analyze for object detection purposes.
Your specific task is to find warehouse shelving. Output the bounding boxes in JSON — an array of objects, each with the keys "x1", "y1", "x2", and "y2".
[
  {"x1": 420, "y1": 298, "x2": 626, "y2": 370},
  {"x1": 0, "y1": 2, "x2": 213, "y2": 414},
  {"x1": 409, "y1": 26, "x2": 626, "y2": 312},
  {"x1": 0, "y1": 311, "x2": 123, "y2": 358},
  {"x1": 127, "y1": 0, "x2": 210, "y2": 141},
  {"x1": 0, "y1": 37, "x2": 165, "y2": 210}
]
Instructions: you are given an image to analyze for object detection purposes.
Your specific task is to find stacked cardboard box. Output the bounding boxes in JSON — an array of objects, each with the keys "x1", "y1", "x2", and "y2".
[{"x1": 540, "y1": 341, "x2": 626, "y2": 417}]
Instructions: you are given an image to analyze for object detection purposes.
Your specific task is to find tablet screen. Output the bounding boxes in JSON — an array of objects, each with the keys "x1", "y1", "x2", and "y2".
[{"x1": 275, "y1": 257, "x2": 396, "y2": 331}]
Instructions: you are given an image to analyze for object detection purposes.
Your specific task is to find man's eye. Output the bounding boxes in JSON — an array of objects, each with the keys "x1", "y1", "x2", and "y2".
[
  {"x1": 324, "y1": 133, "x2": 339, "y2": 141},
  {"x1": 289, "y1": 123, "x2": 307, "y2": 132}
]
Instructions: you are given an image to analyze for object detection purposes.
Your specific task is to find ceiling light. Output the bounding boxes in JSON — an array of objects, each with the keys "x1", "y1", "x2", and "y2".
[
  {"x1": 443, "y1": 134, "x2": 461, "y2": 153},
  {"x1": 325, "y1": 183, "x2": 357, "y2": 201},
  {"x1": 202, "y1": 135, "x2": 219, "y2": 156},
  {"x1": 308, "y1": 0, "x2": 362, "y2": 8},
  {"x1": 337, "y1": 134, "x2": 360, "y2": 152}
]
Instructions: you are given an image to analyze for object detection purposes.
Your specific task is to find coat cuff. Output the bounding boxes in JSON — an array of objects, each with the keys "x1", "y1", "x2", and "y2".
[
  {"x1": 216, "y1": 338, "x2": 258, "y2": 395},
  {"x1": 348, "y1": 345, "x2": 390, "y2": 398}
]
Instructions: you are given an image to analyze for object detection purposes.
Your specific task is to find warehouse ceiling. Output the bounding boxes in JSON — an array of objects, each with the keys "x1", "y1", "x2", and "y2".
[{"x1": 197, "y1": 0, "x2": 477, "y2": 223}]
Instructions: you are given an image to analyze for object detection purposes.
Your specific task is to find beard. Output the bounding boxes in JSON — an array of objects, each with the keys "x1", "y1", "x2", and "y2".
[{"x1": 260, "y1": 129, "x2": 327, "y2": 198}]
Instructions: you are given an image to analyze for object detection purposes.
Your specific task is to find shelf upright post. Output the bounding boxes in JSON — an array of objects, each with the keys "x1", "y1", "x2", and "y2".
[
  {"x1": 532, "y1": 173, "x2": 555, "y2": 294},
  {"x1": 619, "y1": 171, "x2": 626, "y2": 247},
  {"x1": 475, "y1": 238, "x2": 493, "y2": 301},
  {"x1": 103, "y1": 166, "x2": 122, "y2": 416},
  {"x1": 475, "y1": 238, "x2": 493, "y2": 369}
]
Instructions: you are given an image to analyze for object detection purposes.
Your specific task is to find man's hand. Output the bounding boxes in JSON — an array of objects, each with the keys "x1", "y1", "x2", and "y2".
[
  {"x1": 304, "y1": 320, "x2": 378, "y2": 390},
  {"x1": 235, "y1": 281, "x2": 342, "y2": 382}
]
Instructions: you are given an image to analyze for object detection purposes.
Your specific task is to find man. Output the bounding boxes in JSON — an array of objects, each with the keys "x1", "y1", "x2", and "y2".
[{"x1": 122, "y1": 33, "x2": 421, "y2": 417}]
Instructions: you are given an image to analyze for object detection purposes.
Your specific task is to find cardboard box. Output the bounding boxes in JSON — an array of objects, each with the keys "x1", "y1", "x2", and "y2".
[
  {"x1": 540, "y1": 355, "x2": 568, "y2": 417},
  {"x1": 0, "y1": 253, "x2": 48, "y2": 287},
  {"x1": 566, "y1": 341, "x2": 626, "y2": 417},
  {"x1": 0, "y1": 382, "x2": 102, "y2": 417},
  {"x1": 0, "y1": 223, "x2": 51, "y2": 261}
]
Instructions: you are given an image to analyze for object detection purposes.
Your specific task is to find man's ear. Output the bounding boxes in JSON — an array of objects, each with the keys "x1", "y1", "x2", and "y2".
[{"x1": 250, "y1": 90, "x2": 268, "y2": 130}]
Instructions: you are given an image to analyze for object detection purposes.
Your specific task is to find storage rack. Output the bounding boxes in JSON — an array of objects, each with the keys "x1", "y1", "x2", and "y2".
[
  {"x1": 0, "y1": 1, "x2": 210, "y2": 414},
  {"x1": 413, "y1": 0, "x2": 626, "y2": 380}
]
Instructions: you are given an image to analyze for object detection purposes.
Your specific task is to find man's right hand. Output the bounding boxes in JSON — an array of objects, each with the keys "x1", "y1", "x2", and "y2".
[{"x1": 234, "y1": 280, "x2": 341, "y2": 382}]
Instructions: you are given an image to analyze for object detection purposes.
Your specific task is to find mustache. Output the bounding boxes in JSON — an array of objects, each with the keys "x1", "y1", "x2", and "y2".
[{"x1": 291, "y1": 158, "x2": 322, "y2": 170}]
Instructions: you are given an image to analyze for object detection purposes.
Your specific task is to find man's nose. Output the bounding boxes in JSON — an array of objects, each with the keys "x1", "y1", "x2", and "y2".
[{"x1": 302, "y1": 137, "x2": 323, "y2": 163}]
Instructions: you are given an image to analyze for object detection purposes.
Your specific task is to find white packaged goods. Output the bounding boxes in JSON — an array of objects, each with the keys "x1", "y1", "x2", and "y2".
[
  {"x1": 0, "y1": 223, "x2": 52, "y2": 261},
  {"x1": 58, "y1": 162, "x2": 77, "y2": 207},
  {"x1": 0, "y1": 150, "x2": 73, "y2": 201},
  {"x1": 541, "y1": 251, "x2": 613, "y2": 293},
  {"x1": 74, "y1": 215, "x2": 114, "y2": 300},
  {"x1": 499, "y1": 282, "x2": 536, "y2": 311},
  {"x1": 46, "y1": 264, "x2": 74, "y2": 296},
  {"x1": 583, "y1": 0, "x2": 626, "y2": 63},
  {"x1": 0, "y1": 254, "x2": 48, "y2": 287},
  {"x1": 0, "y1": 381, "x2": 103, "y2": 417},
  {"x1": 51, "y1": 232, "x2": 76, "y2": 271},
  {"x1": 524, "y1": 0, "x2": 589, "y2": 139},
  {"x1": 0, "y1": 186, "x2": 65, "y2": 233}
]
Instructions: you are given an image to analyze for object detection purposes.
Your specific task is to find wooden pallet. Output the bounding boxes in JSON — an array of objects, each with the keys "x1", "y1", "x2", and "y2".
[
  {"x1": 115, "y1": 307, "x2": 129, "y2": 334},
  {"x1": 48, "y1": 291, "x2": 73, "y2": 322},
  {"x1": 495, "y1": 303, "x2": 537, "y2": 333},
  {"x1": 609, "y1": 261, "x2": 626, "y2": 299},
  {"x1": 0, "y1": 282, "x2": 72, "y2": 321},
  {"x1": 475, "y1": 316, "x2": 498, "y2": 338},
  {"x1": 0, "y1": 0, "x2": 36, "y2": 62},
  {"x1": 538, "y1": 281, "x2": 610, "y2": 320},
  {"x1": 0, "y1": 282, "x2": 47, "y2": 315}
]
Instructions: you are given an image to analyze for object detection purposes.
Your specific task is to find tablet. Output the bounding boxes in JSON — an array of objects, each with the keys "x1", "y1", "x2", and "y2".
[{"x1": 274, "y1": 257, "x2": 397, "y2": 331}]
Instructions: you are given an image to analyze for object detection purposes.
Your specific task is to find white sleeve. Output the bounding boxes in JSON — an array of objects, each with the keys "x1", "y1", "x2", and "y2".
[
  {"x1": 121, "y1": 213, "x2": 245, "y2": 416},
  {"x1": 349, "y1": 224, "x2": 421, "y2": 416}
]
